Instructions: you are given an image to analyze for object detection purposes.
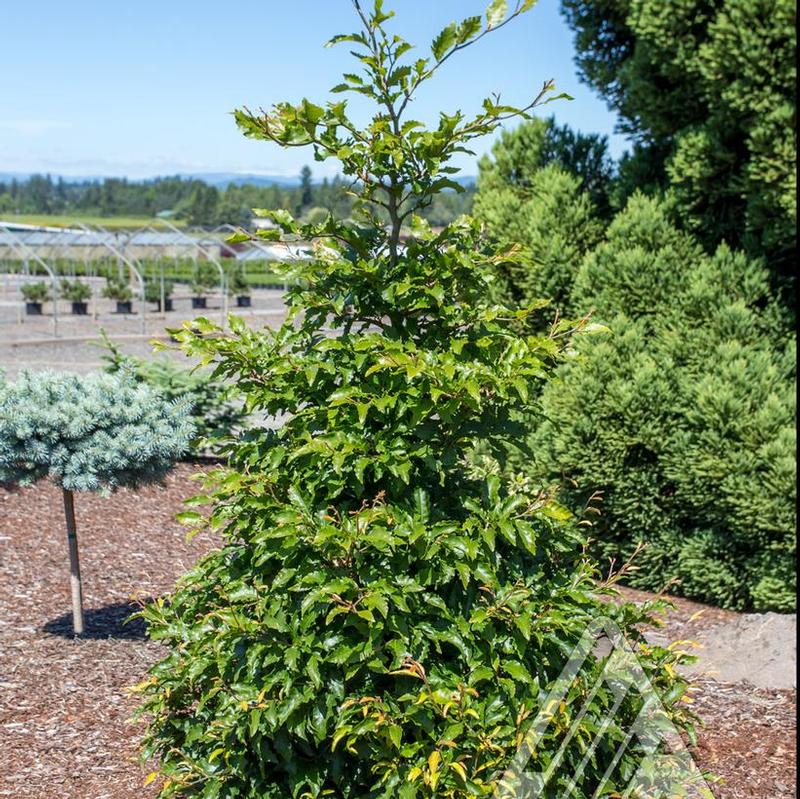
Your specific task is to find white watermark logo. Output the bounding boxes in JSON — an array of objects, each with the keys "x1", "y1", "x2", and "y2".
[{"x1": 493, "y1": 617, "x2": 714, "y2": 799}]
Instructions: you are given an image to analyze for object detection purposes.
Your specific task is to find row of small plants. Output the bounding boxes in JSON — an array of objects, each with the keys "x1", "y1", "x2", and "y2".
[
  {"x1": 19, "y1": 265, "x2": 256, "y2": 315},
  {"x1": 3, "y1": 255, "x2": 287, "y2": 288}
]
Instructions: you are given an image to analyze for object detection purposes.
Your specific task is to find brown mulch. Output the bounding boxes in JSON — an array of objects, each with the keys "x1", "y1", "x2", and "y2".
[
  {"x1": 691, "y1": 680, "x2": 796, "y2": 799},
  {"x1": 0, "y1": 464, "x2": 217, "y2": 799},
  {"x1": 616, "y1": 584, "x2": 741, "y2": 631},
  {"x1": 0, "y1": 467, "x2": 795, "y2": 799}
]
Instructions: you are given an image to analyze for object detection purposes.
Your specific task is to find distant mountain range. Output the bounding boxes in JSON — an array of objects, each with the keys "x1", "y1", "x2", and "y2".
[
  {"x1": 0, "y1": 171, "x2": 476, "y2": 188},
  {"x1": 0, "y1": 171, "x2": 299, "y2": 187},
  {"x1": 185, "y1": 172, "x2": 304, "y2": 188}
]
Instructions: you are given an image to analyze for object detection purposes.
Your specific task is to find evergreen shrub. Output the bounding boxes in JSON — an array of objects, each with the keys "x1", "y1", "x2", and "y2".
[
  {"x1": 99, "y1": 333, "x2": 247, "y2": 451},
  {"x1": 226, "y1": 264, "x2": 250, "y2": 296},
  {"x1": 0, "y1": 369, "x2": 193, "y2": 632},
  {"x1": 561, "y1": 0, "x2": 797, "y2": 290},
  {"x1": 0, "y1": 369, "x2": 194, "y2": 492},
  {"x1": 103, "y1": 276, "x2": 134, "y2": 302},
  {"x1": 145, "y1": 278, "x2": 175, "y2": 304},
  {"x1": 20, "y1": 281, "x2": 51, "y2": 303},
  {"x1": 475, "y1": 116, "x2": 614, "y2": 217},
  {"x1": 533, "y1": 195, "x2": 796, "y2": 610},
  {"x1": 59, "y1": 278, "x2": 92, "y2": 303},
  {"x1": 192, "y1": 262, "x2": 221, "y2": 296},
  {"x1": 473, "y1": 119, "x2": 607, "y2": 318}
]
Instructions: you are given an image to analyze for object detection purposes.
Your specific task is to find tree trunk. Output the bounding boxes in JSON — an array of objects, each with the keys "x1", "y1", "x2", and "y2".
[{"x1": 62, "y1": 489, "x2": 85, "y2": 635}]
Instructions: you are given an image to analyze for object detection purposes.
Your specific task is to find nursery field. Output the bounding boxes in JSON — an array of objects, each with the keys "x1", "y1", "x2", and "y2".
[
  {"x1": 0, "y1": 465, "x2": 795, "y2": 799},
  {"x1": 1, "y1": 0, "x2": 794, "y2": 793},
  {"x1": 1, "y1": 215, "x2": 187, "y2": 230},
  {"x1": 0, "y1": 282, "x2": 290, "y2": 379}
]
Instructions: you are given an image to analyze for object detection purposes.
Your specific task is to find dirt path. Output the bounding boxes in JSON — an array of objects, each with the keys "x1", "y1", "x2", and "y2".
[
  {"x1": 0, "y1": 469, "x2": 795, "y2": 798},
  {"x1": 618, "y1": 586, "x2": 796, "y2": 690}
]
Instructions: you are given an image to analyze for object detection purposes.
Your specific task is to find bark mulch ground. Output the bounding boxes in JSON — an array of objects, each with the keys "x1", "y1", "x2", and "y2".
[{"x1": 0, "y1": 465, "x2": 795, "y2": 798}]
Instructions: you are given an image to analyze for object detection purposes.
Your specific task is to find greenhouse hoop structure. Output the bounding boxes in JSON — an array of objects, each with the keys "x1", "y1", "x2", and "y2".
[
  {"x1": 0, "y1": 217, "x2": 317, "y2": 347},
  {"x1": 0, "y1": 223, "x2": 61, "y2": 334},
  {"x1": 0, "y1": 220, "x2": 295, "y2": 338}
]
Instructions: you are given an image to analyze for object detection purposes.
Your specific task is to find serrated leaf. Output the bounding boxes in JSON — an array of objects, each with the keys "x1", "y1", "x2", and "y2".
[
  {"x1": 486, "y1": 0, "x2": 508, "y2": 29},
  {"x1": 431, "y1": 22, "x2": 458, "y2": 61}
]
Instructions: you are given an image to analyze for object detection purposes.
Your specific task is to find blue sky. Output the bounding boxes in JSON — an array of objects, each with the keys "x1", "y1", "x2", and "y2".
[{"x1": 0, "y1": 0, "x2": 625, "y2": 180}]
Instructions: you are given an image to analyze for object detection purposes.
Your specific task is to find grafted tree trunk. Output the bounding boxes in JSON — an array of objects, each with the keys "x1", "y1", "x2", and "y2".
[{"x1": 62, "y1": 488, "x2": 85, "y2": 635}]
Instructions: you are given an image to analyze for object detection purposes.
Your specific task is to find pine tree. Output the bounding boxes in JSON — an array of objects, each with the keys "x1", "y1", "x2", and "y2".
[
  {"x1": 561, "y1": 0, "x2": 796, "y2": 294},
  {"x1": 474, "y1": 144, "x2": 605, "y2": 316},
  {"x1": 300, "y1": 165, "x2": 315, "y2": 210}
]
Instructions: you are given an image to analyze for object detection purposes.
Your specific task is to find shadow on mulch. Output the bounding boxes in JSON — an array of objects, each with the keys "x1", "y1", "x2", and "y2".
[{"x1": 42, "y1": 599, "x2": 152, "y2": 640}]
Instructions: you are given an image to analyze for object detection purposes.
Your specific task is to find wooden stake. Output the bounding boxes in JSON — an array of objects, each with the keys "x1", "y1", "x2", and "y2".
[{"x1": 62, "y1": 488, "x2": 85, "y2": 635}]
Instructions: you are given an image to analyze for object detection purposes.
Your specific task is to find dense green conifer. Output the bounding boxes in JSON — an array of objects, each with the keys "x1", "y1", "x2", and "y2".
[{"x1": 534, "y1": 196, "x2": 796, "y2": 610}]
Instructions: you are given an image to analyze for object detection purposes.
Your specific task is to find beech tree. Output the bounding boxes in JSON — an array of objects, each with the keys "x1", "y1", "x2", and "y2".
[{"x1": 136, "y1": 3, "x2": 701, "y2": 797}]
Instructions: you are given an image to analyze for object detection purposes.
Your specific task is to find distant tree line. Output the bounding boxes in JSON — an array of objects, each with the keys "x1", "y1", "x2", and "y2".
[{"x1": 0, "y1": 167, "x2": 475, "y2": 229}]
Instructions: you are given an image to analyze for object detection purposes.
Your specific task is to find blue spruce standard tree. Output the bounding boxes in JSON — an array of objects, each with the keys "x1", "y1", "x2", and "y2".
[{"x1": 0, "y1": 369, "x2": 194, "y2": 634}]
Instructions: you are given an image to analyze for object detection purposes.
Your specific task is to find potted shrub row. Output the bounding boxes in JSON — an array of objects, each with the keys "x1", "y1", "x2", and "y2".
[
  {"x1": 22, "y1": 279, "x2": 92, "y2": 316},
  {"x1": 191, "y1": 263, "x2": 219, "y2": 309},
  {"x1": 21, "y1": 272, "x2": 248, "y2": 316},
  {"x1": 59, "y1": 279, "x2": 92, "y2": 315},
  {"x1": 145, "y1": 279, "x2": 174, "y2": 311},
  {"x1": 227, "y1": 265, "x2": 252, "y2": 307}
]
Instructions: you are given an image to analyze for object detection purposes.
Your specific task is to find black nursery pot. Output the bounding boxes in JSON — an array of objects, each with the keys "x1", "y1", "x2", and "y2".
[
  {"x1": 156, "y1": 298, "x2": 174, "y2": 312},
  {"x1": 191, "y1": 296, "x2": 207, "y2": 309},
  {"x1": 116, "y1": 300, "x2": 133, "y2": 314},
  {"x1": 71, "y1": 301, "x2": 88, "y2": 315},
  {"x1": 236, "y1": 295, "x2": 252, "y2": 308},
  {"x1": 25, "y1": 301, "x2": 42, "y2": 315}
]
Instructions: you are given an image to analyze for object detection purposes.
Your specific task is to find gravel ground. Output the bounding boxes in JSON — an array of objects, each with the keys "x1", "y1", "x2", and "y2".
[
  {"x1": 0, "y1": 284, "x2": 289, "y2": 379},
  {"x1": 0, "y1": 466, "x2": 795, "y2": 798}
]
